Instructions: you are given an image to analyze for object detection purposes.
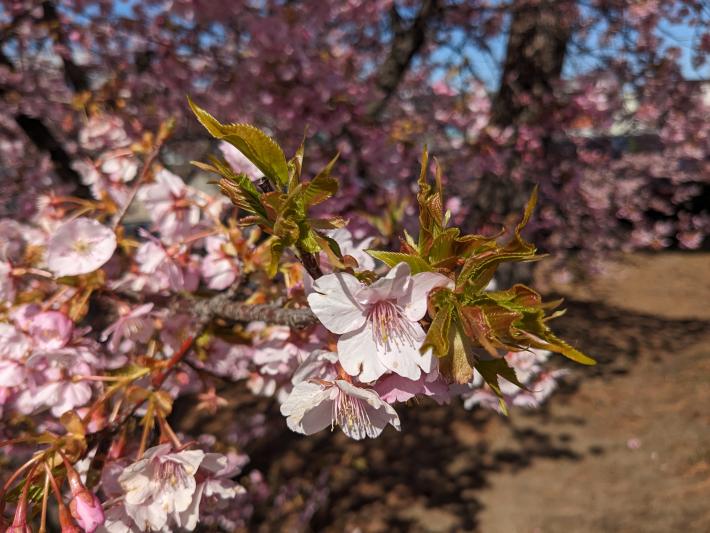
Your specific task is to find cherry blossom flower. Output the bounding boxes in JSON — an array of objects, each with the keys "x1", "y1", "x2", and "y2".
[
  {"x1": 46, "y1": 217, "x2": 117, "y2": 277},
  {"x1": 100, "y1": 303, "x2": 154, "y2": 353},
  {"x1": 291, "y1": 349, "x2": 339, "y2": 384},
  {"x1": 118, "y1": 444, "x2": 205, "y2": 531},
  {"x1": 28, "y1": 311, "x2": 74, "y2": 351},
  {"x1": 325, "y1": 228, "x2": 375, "y2": 270},
  {"x1": 0, "y1": 323, "x2": 31, "y2": 361},
  {"x1": 132, "y1": 234, "x2": 184, "y2": 292},
  {"x1": 281, "y1": 377, "x2": 400, "y2": 440},
  {"x1": 461, "y1": 349, "x2": 567, "y2": 413},
  {"x1": 137, "y1": 170, "x2": 201, "y2": 242},
  {"x1": 201, "y1": 235, "x2": 241, "y2": 290},
  {"x1": 114, "y1": 444, "x2": 240, "y2": 532},
  {"x1": 100, "y1": 152, "x2": 138, "y2": 183},
  {"x1": 175, "y1": 453, "x2": 246, "y2": 531},
  {"x1": 307, "y1": 262, "x2": 452, "y2": 382},
  {"x1": 23, "y1": 356, "x2": 94, "y2": 417},
  {"x1": 79, "y1": 115, "x2": 130, "y2": 151}
]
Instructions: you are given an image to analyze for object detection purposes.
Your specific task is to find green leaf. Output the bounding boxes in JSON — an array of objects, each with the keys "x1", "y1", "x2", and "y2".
[
  {"x1": 439, "y1": 322, "x2": 475, "y2": 384},
  {"x1": 456, "y1": 189, "x2": 542, "y2": 290},
  {"x1": 421, "y1": 301, "x2": 454, "y2": 358},
  {"x1": 302, "y1": 153, "x2": 339, "y2": 206},
  {"x1": 188, "y1": 96, "x2": 289, "y2": 187},
  {"x1": 476, "y1": 357, "x2": 529, "y2": 396},
  {"x1": 314, "y1": 232, "x2": 346, "y2": 269},
  {"x1": 268, "y1": 239, "x2": 285, "y2": 277},
  {"x1": 298, "y1": 228, "x2": 322, "y2": 254},
  {"x1": 273, "y1": 216, "x2": 300, "y2": 244},
  {"x1": 308, "y1": 217, "x2": 347, "y2": 230},
  {"x1": 521, "y1": 331, "x2": 597, "y2": 366},
  {"x1": 288, "y1": 132, "x2": 306, "y2": 190},
  {"x1": 366, "y1": 251, "x2": 432, "y2": 274}
]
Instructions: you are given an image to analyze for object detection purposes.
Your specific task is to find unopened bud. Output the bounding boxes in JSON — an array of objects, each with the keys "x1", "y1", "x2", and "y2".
[{"x1": 63, "y1": 457, "x2": 105, "y2": 532}]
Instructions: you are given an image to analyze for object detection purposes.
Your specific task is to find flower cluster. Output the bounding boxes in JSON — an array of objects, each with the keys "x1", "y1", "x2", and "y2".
[{"x1": 0, "y1": 109, "x2": 589, "y2": 531}]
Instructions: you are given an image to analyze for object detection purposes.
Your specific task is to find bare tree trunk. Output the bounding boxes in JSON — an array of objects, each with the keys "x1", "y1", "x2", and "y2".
[{"x1": 472, "y1": 0, "x2": 575, "y2": 284}]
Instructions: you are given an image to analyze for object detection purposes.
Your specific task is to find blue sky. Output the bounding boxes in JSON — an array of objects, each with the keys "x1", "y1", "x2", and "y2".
[{"x1": 39, "y1": 1, "x2": 709, "y2": 92}]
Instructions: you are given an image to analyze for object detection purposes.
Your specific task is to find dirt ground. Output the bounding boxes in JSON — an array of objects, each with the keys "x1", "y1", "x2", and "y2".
[{"x1": 177, "y1": 252, "x2": 710, "y2": 532}]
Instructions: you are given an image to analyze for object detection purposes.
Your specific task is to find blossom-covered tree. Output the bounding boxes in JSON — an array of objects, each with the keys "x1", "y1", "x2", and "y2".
[
  {"x1": 0, "y1": 0, "x2": 708, "y2": 529},
  {"x1": 1, "y1": 1, "x2": 708, "y2": 264}
]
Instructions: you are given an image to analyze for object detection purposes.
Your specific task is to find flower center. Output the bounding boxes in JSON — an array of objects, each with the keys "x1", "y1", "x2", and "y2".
[
  {"x1": 156, "y1": 460, "x2": 189, "y2": 488},
  {"x1": 72, "y1": 239, "x2": 91, "y2": 254},
  {"x1": 366, "y1": 300, "x2": 417, "y2": 352},
  {"x1": 332, "y1": 389, "x2": 370, "y2": 431}
]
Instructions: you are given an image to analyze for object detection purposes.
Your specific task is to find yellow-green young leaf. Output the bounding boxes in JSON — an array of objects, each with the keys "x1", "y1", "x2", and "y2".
[
  {"x1": 417, "y1": 145, "x2": 430, "y2": 195},
  {"x1": 308, "y1": 216, "x2": 347, "y2": 230},
  {"x1": 60, "y1": 411, "x2": 86, "y2": 437},
  {"x1": 209, "y1": 157, "x2": 261, "y2": 195},
  {"x1": 475, "y1": 357, "x2": 530, "y2": 397},
  {"x1": 439, "y1": 322, "x2": 475, "y2": 384},
  {"x1": 515, "y1": 185, "x2": 538, "y2": 242},
  {"x1": 288, "y1": 133, "x2": 306, "y2": 190},
  {"x1": 188, "y1": 96, "x2": 289, "y2": 187},
  {"x1": 273, "y1": 216, "x2": 300, "y2": 244},
  {"x1": 403, "y1": 229, "x2": 419, "y2": 253},
  {"x1": 421, "y1": 302, "x2": 454, "y2": 358},
  {"x1": 298, "y1": 228, "x2": 322, "y2": 254},
  {"x1": 456, "y1": 188, "x2": 542, "y2": 290},
  {"x1": 314, "y1": 232, "x2": 345, "y2": 268},
  {"x1": 366, "y1": 251, "x2": 432, "y2": 274},
  {"x1": 302, "y1": 153, "x2": 340, "y2": 206},
  {"x1": 302, "y1": 176, "x2": 338, "y2": 207},
  {"x1": 268, "y1": 239, "x2": 285, "y2": 277},
  {"x1": 522, "y1": 331, "x2": 596, "y2": 366},
  {"x1": 427, "y1": 227, "x2": 463, "y2": 265},
  {"x1": 218, "y1": 181, "x2": 262, "y2": 218}
]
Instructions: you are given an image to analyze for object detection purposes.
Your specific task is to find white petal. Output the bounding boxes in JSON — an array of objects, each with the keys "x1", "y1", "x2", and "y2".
[
  {"x1": 170, "y1": 449, "x2": 205, "y2": 475},
  {"x1": 359, "y1": 262, "x2": 411, "y2": 304},
  {"x1": 175, "y1": 483, "x2": 204, "y2": 531},
  {"x1": 337, "y1": 324, "x2": 389, "y2": 383},
  {"x1": 376, "y1": 336, "x2": 424, "y2": 381},
  {"x1": 307, "y1": 272, "x2": 366, "y2": 334},
  {"x1": 280, "y1": 381, "x2": 334, "y2": 435}
]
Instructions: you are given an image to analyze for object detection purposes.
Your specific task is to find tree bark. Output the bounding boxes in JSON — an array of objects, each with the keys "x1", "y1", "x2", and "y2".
[
  {"x1": 368, "y1": 0, "x2": 441, "y2": 119},
  {"x1": 471, "y1": 0, "x2": 575, "y2": 284}
]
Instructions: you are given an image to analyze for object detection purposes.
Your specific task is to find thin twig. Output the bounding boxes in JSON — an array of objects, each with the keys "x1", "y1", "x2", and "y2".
[{"x1": 112, "y1": 145, "x2": 162, "y2": 230}]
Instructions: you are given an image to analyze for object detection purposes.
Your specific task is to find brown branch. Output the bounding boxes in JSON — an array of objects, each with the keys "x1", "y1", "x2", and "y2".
[
  {"x1": 112, "y1": 287, "x2": 318, "y2": 329},
  {"x1": 193, "y1": 294, "x2": 318, "y2": 329},
  {"x1": 112, "y1": 144, "x2": 162, "y2": 229}
]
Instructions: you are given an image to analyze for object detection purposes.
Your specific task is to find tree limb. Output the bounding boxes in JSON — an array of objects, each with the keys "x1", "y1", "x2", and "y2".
[{"x1": 194, "y1": 295, "x2": 318, "y2": 329}]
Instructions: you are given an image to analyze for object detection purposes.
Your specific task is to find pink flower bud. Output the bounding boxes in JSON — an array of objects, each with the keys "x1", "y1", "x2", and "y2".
[
  {"x1": 7, "y1": 465, "x2": 33, "y2": 533},
  {"x1": 69, "y1": 492, "x2": 105, "y2": 533},
  {"x1": 63, "y1": 457, "x2": 105, "y2": 532}
]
